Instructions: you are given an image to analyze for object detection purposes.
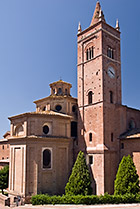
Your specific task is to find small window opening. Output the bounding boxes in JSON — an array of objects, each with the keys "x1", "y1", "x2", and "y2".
[
  {"x1": 86, "y1": 49, "x2": 89, "y2": 60},
  {"x1": 43, "y1": 106, "x2": 46, "y2": 111},
  {"x1": 58, "y1": 88, "x2": 62, "y2": 95},
  {"x1": 91, "y1": 47, "x2": 94, "y2": 58},
  {"x1": 89, "y1": 156, "x2": 93, "y2": 165},
  {"x1": 129, "y1": 120, "x2": 136, "y2": 130},
  {"x1": 121, "y1": 143, "x2": 124, "y2": 149},
  {"x1": 2, "y1": 157, "x2": 4, "y2": 160},
  {"x1": 71, "y1": 121, "x2": 77, "y2": 137},
  {"x1": 89, "y1": 48, "x2": 92, "y2": 59},
  {"x1": 2, "y1": 145, "x2": 4, "y2": 150},
  {"x1": 107, "y1": 47, "x2": 114, "y2": 59},
  {"x1": 111, "y1": 133, "x2": 113, "y2": 142},
  {"x1": 65, "y1": 89, "x2": 68, "y2": 95},
  {"x1": 88, "y1": 91, "x2": 93, "y2": 104},
  {"x1": 72, "y1": 105, "x2": 76, "y2": 113},
  {"x1": 53, "y1": 89, "x2": 55, "y2": 94},
  {"x1": 110, "y1": 91, "x2": 113, "y2": 103},
  {"x1": 43, "y1": 149, "x2": 51, "y2": 169},
  {"x1": 89, "y1": 133, "x2": 92, "y2": 142},
  {"x1": 43, "y1": 125, "x2": 49, "y2": 135}
]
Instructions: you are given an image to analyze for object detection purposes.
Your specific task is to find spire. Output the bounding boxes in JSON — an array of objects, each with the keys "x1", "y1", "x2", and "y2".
[
  {"x1": 78, "y1": 22, "x2": 82, "y2": 34},
  {"x1": 99, "y1": 8, "x2": 105, "y2": 22},
  {"x1": 116, "y1": 19, "x2": 120, "y2": 31},
  {"x1": 90, "y1": 1, "x2": 105, "y2": 26}
]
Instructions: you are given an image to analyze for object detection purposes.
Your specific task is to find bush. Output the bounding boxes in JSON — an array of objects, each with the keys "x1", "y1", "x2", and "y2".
[
  {"x1": 31, "y1": 193, "x2": 140, "y2": 205},
  {"x1": 114, "y1": 155, "x2": 139, "y2": 195},
  {"x1": 0, "y1": 165, "x2": 9, "y2": 194},
  {"x1": 65, "y1": 151, "x2": 92, "y2": 195}
]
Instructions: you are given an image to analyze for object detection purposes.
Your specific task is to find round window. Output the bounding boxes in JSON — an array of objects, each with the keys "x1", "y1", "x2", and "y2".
[
  {"x1": 55, "y1": 105, "x2": 62, "y2": 112},
  {"x1": 43, "y1": 125, "x2": 49, "y2": 134}
]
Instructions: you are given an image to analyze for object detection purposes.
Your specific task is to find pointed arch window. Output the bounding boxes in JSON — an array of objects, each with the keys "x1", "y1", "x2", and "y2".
[{"x1": 88, "y1": 91, "x2": 93, "y2": 104}]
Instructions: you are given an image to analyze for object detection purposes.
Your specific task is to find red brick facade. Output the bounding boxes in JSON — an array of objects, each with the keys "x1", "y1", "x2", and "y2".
[
  {"x1": 77, "y1": 2, "x2": 140, "y2": 195},
  {"x1": 0, "y1": 1, "x2": 140, "y2": 198}
]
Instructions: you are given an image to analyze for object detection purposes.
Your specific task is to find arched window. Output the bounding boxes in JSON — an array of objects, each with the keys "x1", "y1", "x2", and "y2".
[
  {"x1": 89, "y1": 133, "x2": 92, "y2": 142},
  {"x1": 129, "y1": 120, "x2": 136, "y2": 130},
  {"x1": 53, "y1": 89, "x2": 55, "y2": 94},
  {"x1": 110, "y1": 91, "x2": 113, "y2": 103},
  {"x1": 86, "y1": 47, "x2": 94, "y2": 61},
  {"x1": 107, "y1": 47, "x2": 114, "y2": 59},
  {"x1": 58, "y1": 88, "x2": 62, "y2": 95},
  {"x1": 15, "y1": 125, "x2": 24, "y2": 136},
  {"x1": 43, "y1": 149, "x2": 51, "y2": 169},
  {"x1": 43, "y1": 125, "x2": 49, "y2": 135},
  {"x1": 88, "y1": 91, "x2": 93, "y2": 104}
]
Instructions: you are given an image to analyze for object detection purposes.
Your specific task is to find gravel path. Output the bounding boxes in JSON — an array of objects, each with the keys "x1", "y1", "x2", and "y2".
[{"x1": 1, "y1": 203, "x2": 140, "y2": 209}]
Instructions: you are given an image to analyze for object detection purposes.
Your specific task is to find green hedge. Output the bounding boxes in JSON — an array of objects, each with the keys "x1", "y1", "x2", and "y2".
[{"x1": 31, "y1": 193, "x2": 140, "y2": 205}]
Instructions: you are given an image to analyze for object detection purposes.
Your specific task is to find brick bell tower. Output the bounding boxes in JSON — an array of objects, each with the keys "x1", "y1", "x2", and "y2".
[{"x1": 77, "y1": 2, "x2": 121, "y2": 195}]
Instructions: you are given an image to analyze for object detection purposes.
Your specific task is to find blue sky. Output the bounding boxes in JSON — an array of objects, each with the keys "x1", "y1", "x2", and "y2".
[{"x1": 0, "y1": 0, "x2": 139, "y2": 138}]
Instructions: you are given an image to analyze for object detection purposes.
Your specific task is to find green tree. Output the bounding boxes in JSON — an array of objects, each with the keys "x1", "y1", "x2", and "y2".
[
  {"x1": 114, "y1": 155, "x2": 139, "y2": 195},
  {"x1": 0, "y1": 165, "x2": 9, "y2": 194},
  {"x1": 65, "y1": 151, "x2": 92, "y2": 195}
]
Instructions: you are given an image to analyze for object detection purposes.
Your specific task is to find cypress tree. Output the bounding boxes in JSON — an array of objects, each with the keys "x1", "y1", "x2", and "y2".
[
  {"x1": 114, "y1": 155, "x2": 139, "y2": 195},
  {"x1": 65, "y1": 151, "x2": 92, "y2": 195}
]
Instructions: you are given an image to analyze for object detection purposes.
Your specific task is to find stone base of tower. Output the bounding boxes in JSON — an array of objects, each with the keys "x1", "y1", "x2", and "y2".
[
  {"x1": 86, "y1": 147, "x2": 119, "y2": 195},
  {"x1": 104, "y1": 151, "x2": 119, "y2": 194}
]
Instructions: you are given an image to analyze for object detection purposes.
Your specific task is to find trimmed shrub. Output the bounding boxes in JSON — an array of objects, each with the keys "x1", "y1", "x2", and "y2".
[
  {"x1": 31, "y1": 193, "x2": 140, "y2": 205},
  {"x1": 114, "y1": 155, "x2": 139, "y2": 195},
  {"x1": 65, "y1": 151, "x2": 92, "y2": 195}
]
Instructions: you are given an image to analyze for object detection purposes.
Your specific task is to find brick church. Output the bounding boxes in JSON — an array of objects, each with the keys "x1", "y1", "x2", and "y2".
[{"x1": 0, "y1": 1, "x2": 140, "y2": 199}]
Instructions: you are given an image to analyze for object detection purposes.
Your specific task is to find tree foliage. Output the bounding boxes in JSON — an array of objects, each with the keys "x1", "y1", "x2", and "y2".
[
  {"x1": 114, "y1": 155, "x2": 139, "y2": 195},
  {"x1": 0, "y1": 165, "x2": 9, "y2": 194},
  {"x1": 65, "y1": 151, "x2": 92, "y2": 195}
]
